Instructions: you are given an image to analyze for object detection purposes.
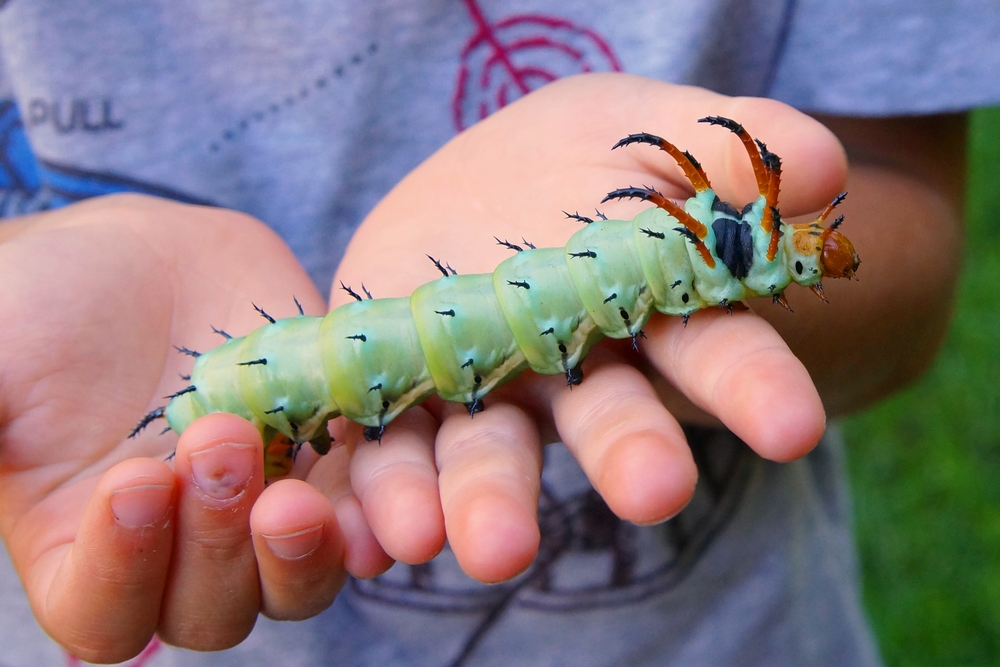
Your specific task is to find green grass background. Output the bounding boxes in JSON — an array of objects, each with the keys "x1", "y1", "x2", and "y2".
[{"x1": 843, "y1": 106, "x2": 1000, "y2": 666}]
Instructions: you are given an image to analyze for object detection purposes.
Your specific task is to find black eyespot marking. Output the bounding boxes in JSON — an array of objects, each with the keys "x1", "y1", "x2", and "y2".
[
  {"x1": 681, "y1": 293, "x2": 689, "y2": 303},
  {"x1": 381, "y1": 400, "x2": 390, "y2": 409},
  {"x1": 795, "y1": 261, "x2": 804, "y2": 274},
  {"x1": 558, "y1": 343, "x2": 567, "y2": 353}
]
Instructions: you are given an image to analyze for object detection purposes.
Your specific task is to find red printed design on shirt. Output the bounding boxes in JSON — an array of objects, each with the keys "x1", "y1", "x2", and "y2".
[{"x1": 453, "y1": 0, "x2": 622, "y2": 131}]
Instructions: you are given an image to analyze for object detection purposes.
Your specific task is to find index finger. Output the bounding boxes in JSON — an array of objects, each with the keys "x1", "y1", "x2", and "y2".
[{"x1": 642, "y1": 309, "x2": 826, "y2": 462}]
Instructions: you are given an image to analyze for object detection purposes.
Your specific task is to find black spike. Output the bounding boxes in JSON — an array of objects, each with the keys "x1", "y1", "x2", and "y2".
[
  {"x1": 174, "y1": 345, "x2": 201, "y2": 358},
  {"x1": 682, "y1": 314, "x2": 690, "y2": 326},
  {"x1": 698, "y1": 115, "x2": 745, "y2": 135},
  {"x1": 603, "y1": 293, "x2": 617, "y2": 304},
  {"x1": 507, "y1": 280, "x2": 530, "y2": 289},
  {"x1": 564, "y1": 210, "x2": 594, "y2": 224},
  {"x1": 237, "y1": 358, "x2": 268, "y2": 366},
  {"x1": 611, "y1": 131, "x2": 666, "y2": 151},
  {"x1": 164, "y1": 385, "x2": 197, "y2": 400},
  {"x1": 264, "y1": 406, "x2": 285, "y2": 414},
  {"x1": 427, "y1": 254, "x2": 452, "y2": 277},
  {"x1": 129, "y1": 406, "x2": 166, "y2": 439},
  {"x1": 569, "y1": 249, "x2": 597, "y2": 259},
  {"x1": 368, "y1": 383, "x2": 383, "y2": 393},
  {"x1": 465, "y1": 398, "x2": 484, "y2": 417},
  {"x1": 346, "y1": 333, "x2": 367, "y2": 342},
  {"x1": 757, "y1": 140, "x2": 781, "y2": 172},
  {"x1": 293, "y1": 295, "x2": 305, "y2": 315},
  {"x1": 159, "y1": 426, "x2": 172, "y2": 436},
  {"x1": 364, "y1": 425, "x2": 385, "y2": 443},
  {"x1": 435, "y1": 309, "x2": 456, "y2": 317},
  {"x1": 640, "y1": 227, "x2": 665, "y2": 239},
  {"x1": 211, "y1": 325, "x2": 232, "y2": 340},
  {"x1": 674, "y1": 226, "x2": 700, "y2": 244},
  {"x1": 829, "y1": 214, "x2": 845, "y2": 231},
  {"x1": 771, "y1": 206, "x2": 784, "y2": 231},
  {"x1": 540, "y1": 327, "x2": 554, "y2": 336},
  {"x1": 179, "y1": 373, "x2": 191, "y2": 381},
  {"x1": 252, "y1": 303, "x2": 276, "y2": 324},
  {"x1": 362, "y1": 284, "x2": 374, "y2": 299},
  {"x1": 521, "y1": 237, "x2": 537, "y2": 249},
  {"x1": 830, "y1": 192, "x2": 848, "y2": 208},
  {"x1": 461, "y1": 358, "x2": 474, "y2": 369},
  {"x1": 683, "y1": 150, "x2": 703, "y2": 170},
  {"x1": 670, "y1": 280, "x2": 682, "y2": 289},
  {"x1": 340, "y1": 281, "x2": 363, "y2": 302},
  {"x1": 601, "y1": 185, "x2": 663, "y2": 204},
  {"x1": 594, "y1": 209, "x2": 608, "y2": 221},
  {"x1": 495, "y1": 236, "x2": 523, "y2": 252}
]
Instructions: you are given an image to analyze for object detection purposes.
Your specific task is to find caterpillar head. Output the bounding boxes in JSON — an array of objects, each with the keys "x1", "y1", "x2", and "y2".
[
  {"x1": 785, "y1": 218, "x2": 860, "y2": 279},
  {"x1": 783, "y1": 197, "x2": 859, "y2": 299},
  {"x1": 818, "y1": 218, "x2": 860, "y2": 280}
]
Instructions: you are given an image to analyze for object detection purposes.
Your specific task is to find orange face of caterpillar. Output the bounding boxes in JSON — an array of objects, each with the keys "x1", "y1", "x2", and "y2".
[{"x1": 820, "y1": 228, "x2": 860, "y2": 280}]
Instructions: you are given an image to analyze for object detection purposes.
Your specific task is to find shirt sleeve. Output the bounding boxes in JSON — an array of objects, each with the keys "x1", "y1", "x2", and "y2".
[{"x1": 768, "y1": 0, "x2": 1000, "y2": 115}]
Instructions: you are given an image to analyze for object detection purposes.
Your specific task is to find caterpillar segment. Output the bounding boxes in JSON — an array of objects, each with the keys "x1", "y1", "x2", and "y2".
[{"x1": 133, "y1": 117, "x2": 860, "y2": 477}]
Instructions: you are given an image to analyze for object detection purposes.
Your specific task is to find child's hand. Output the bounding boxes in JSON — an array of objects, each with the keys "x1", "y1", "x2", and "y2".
[
  {"x1": 0, "y1": 195, "x2": 390, "y2": 662},
  {"x1": 331, "y1": 73, "x2": 848, "y2": 583}
]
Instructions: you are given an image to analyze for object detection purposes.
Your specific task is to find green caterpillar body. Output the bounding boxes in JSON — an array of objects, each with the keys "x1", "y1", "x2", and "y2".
[{"x1": 135, "y1": 118, "x2": 860, "y2": 476}]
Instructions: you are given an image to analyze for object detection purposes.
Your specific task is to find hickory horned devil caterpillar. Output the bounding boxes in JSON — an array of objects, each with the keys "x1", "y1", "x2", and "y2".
[{"x1": 132, "y1": 116, "x2": 860, "y2": 477}]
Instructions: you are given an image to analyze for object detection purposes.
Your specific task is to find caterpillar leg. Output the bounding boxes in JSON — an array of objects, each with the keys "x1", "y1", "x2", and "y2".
[
  {"x1": 602, "y1": 186, "x2": 716, "y2": 269},
  {"x1": 364, "y1": 424, "x2": 385, "y2": 442},
  {"x1": 612, "y1": 132, "x2": 712, "y2": 193}
]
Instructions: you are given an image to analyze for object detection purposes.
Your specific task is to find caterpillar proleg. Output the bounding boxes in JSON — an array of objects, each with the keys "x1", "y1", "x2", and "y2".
[{"x1": 133, "y1": 117, "x2": 860, "y2": 476}]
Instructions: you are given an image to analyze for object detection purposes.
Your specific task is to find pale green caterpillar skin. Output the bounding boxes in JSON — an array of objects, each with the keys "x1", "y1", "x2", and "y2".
[{"x1": 146, "y1": 118, "x2": 859, "y2": 476}]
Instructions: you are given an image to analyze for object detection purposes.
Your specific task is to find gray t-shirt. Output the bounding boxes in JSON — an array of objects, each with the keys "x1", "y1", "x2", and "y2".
[{"x1": 0, "y1": 1, "x2": 998, "y2": 665}]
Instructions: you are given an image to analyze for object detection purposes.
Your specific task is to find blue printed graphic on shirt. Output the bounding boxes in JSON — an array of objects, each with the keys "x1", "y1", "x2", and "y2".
[{"x1": 0, "y1": 99, "x2": 211, "y2": 217}]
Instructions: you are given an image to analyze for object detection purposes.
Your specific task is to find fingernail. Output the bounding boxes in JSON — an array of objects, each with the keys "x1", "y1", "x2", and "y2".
[
  {"x1": 189, "y1": 442, "x2": 257, "y2": 501},
  {"x1": 110, "y1": 484, "x2": 173, "y2": 529},
  {"x1": 262, "y1": 524, "x2": 324, "y2": 560}
]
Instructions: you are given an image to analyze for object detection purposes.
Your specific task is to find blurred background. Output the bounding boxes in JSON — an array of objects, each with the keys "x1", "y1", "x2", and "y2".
[{"x1": 844, "y1": 106, "x2": 1000, "y2": 666}]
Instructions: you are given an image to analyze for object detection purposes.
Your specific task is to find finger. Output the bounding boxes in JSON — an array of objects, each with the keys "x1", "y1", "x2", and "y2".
[
  {"x1": 251, "y1": 479, "x2": 347, "y2": 620},
  {"x1": 435, "y1": 402, "x2": 543, "y2": 583},
  {"x1": 350, "y1": 407, "x2": 446, "y2": 564},
  {"x1": 157, "y1": 413, "x2": 264, "y2": 651},
  {"x1": 547, "y1": 358, "x2": 698, "y2": 525},
  {"x1": 644, "y1": 310, "x2": 826, "y2": 461},
  {"x1": 307, "y1": 431, "x2": 395, "y2": 579},
  {"x1": 23, "y1": 458, "x2": 175, "y2": 663}
]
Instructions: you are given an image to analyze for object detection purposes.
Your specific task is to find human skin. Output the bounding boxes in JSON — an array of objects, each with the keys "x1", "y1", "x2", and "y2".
[{"x1": 0, "y1": 73, "x2": 964, "y2": 662}]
